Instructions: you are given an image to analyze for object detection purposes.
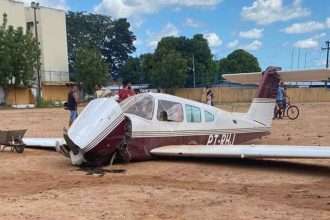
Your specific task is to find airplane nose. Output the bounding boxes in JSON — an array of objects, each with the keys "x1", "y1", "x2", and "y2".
[{"x1": 64, "y1": 98, "x2": 128, "y2": 166}]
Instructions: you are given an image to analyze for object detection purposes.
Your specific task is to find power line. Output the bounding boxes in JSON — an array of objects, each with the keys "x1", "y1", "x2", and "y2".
[
  {"x1": 290, "y1": 48, "x2": 294, "y2": 70},
  {"x1": 321, "y1": 40, "x2": 330, "y2": 68},
  {"x1": 304, "y1": 50, "x2": 307, "y2": 69},
  {"x1": 297, "y1": 48, "x2": 301, "y2": 69}
]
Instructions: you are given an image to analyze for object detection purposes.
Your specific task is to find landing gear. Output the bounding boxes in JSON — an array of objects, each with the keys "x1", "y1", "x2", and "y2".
[{"x1": 14, "y1": 145, "x2": 25, "y2": 153}]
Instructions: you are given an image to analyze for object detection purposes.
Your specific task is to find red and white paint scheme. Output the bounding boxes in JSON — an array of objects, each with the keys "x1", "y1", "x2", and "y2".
[{"x1": 24, "y1": 67, "x2": 330, "y2": 166}]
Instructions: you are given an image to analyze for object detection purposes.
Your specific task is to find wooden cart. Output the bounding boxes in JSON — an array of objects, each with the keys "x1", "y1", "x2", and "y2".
[{"x1": 0, "y1": 130, "x2": 26, "y2": 153}]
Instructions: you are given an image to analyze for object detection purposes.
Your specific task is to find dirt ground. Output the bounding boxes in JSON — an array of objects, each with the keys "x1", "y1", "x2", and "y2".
[{"x1": 0, "y1": 102, "x2": 330, "y2": 220}]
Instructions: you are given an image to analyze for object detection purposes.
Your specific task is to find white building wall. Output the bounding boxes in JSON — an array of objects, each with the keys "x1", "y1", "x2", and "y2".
[
  {"x1": 25, "y1": 6, "x2": 69, "y2": 82},
  {"x1": 1, "y1": 0, "x2": 70, "y2": 83},
  {"x1": 0, "y1": 0, "x2": 25, "y2": 31}
]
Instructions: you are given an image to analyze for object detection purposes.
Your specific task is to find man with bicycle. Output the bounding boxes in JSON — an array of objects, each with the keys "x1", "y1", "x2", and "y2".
[{"x1": 274, "y1": 81, "x2": 286, "y2": 119}]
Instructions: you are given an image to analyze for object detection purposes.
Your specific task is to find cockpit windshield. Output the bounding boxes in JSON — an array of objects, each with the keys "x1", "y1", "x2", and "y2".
[{"x1": 120, "y1": 94, "x2": 155, "y2": 120}]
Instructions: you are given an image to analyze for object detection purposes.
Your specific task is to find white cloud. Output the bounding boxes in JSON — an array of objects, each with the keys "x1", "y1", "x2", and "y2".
[
  {"x1": 147, "y1": 23, "x2": 179, "y2": 49},
  {"x1": 227, "y1": 40, "x2": 239, "y2": 49},
  {"x1": 22, "y1": 0, "x2": 68, "y2": 10},
  {"x1": 241, "y1": 0, "x2": 310, "y2": 25},
  {"x1": 293, "y1": 33, "x2": 326, "y2": 49},
  {"x1": 294, "y1": 38, "x2": 318, "y2": 49},
  {"x1": 94, "y1": 0, "x2": 222, "y2": 19},
  {"x1": 133, "y1": 39, "x2": 142, "y2": 47},
  {"x1": 184, "y1": 17, "x2": 202, "y2": 28},
  {"x1": 227, "y1": 39, "x2": 262, "y2": 51},
  {"x1": 203, "y1": 32, "x2": 223, "y2": 48},
  {"x1": 239, "y1": 28, "x2": 264, "y2": 39},
  {"x1": 243, "y1": 40, "x2": 262, "y2": 51},
  {"x1": 327, "y1": 18, "x2": 330, "y2": 28},
  {"x1": 283, "y1": 18, "x2": 330, "y2": 34}
]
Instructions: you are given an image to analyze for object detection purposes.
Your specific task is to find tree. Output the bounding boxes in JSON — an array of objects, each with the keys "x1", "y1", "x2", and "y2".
[
  {"x1": 0, "y1": 13, "x2": 40, "y2": 89},
  {"x1": 102, "y1": 19, "x2": 136, "y2": 78},
  {"x1": 150, "y1": 50, "x2": 188, "y2": 92},
  {"x1": 218, "y1": 49, "x2": 261, "y2": 78},
  {"x1": 140, "y1": 53, "x2": 154, "y2": 84},
  {"x1": 74, "y1": 47, "x2": 108, "y2": 95},
  {"x1": 119, "y1": 57, "x2": 143, "y2": 84},
  {"x1": 66, "y1": 12, "x2": 136, "y2": 79},
  {"x1": 154, "y1": 35, "x2": 216, "y2": 86}
]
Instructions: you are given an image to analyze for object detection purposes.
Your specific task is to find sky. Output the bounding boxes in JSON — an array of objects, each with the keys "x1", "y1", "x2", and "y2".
[{"x1": 22, "y1": 0, "x2": 330, "y2": 70}]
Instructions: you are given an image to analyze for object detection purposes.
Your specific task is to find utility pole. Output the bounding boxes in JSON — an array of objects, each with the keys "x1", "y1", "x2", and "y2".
[
  {"x1": 192, "y1": 55, "x2": 196, "y2": 88},
  {"x1": 31, "y1": 1, "x2": 41, "y2": 104},
  {"x1": 322, "y1": 40, "x2": 330, "y2": 68}
]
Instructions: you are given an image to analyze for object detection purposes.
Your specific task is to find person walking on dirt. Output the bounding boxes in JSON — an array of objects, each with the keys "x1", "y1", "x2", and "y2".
[{"x1": 66, "y1": 84, "x2": 79, "y2": 126}]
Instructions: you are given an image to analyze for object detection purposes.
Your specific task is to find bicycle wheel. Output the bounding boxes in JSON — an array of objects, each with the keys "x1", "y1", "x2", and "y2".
[{"x1": 286, "y1": 105, "x2": 299, "y2": 120}]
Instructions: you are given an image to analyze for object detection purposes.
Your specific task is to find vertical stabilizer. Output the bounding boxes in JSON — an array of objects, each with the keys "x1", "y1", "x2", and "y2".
[{"x1": 247, "y1": 66, "x2": 281, "y2": 127}]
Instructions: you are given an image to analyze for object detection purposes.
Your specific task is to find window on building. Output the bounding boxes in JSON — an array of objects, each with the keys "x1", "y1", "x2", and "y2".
[
  {"x1": 186, "y1": 105, "x2": 202, "y2": 123},
  {"x1": 26, "y1": 22, "x2": 34, "y2": 34},
  {"x1": 204, "y1": 111, "x2": 215, "y2": 122},
  {"x1": 157, "y1": 100, "x2": 183, "y2": 122}
]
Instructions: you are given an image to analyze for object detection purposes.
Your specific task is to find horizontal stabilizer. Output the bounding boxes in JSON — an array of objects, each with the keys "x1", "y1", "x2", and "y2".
[
  {"x1": 223, "y1": 69, "x2": 330, "y2": 84},
  {"x1": 151, "y1": 145, "x2": 330, "y2": 159},
  {"x1": 23, "y1": 138, "x2": 65, "y2": 149}
]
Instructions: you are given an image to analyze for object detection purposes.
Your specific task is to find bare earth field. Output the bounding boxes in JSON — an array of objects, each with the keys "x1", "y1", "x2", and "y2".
[{"x1": 0, "y1": 102, "x2": 330, "y2": 220}]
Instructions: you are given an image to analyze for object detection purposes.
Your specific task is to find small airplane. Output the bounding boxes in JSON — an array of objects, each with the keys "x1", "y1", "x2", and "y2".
[{"x1": 23, "y1": 66, "x2": 330, "y2": 166}]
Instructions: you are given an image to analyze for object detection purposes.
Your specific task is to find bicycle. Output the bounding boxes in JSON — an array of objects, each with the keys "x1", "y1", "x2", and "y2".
[
  {"x1": 283, "y1": 97, "x2": 300, "y2": 120},
  {"x1": 274, "y1": 97, "x2": 300, "y2": 120}
]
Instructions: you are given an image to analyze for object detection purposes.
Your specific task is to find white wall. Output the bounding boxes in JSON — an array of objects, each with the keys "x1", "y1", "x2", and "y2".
[
  {"x1": 25, "y1": 6, "x2": 70, "y2": 82},
  {"x1": 0, "y1": 0, "x2": 25, "y2": 31},
  {"x1": 1, "y1": 0, "x2": 70, "y2": 83}
]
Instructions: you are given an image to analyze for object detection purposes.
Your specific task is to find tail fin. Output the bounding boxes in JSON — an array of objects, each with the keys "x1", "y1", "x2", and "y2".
[
  {"x1": 247, "y1": 98, "x2": 275, "y2": 127},
  {"x1": 255, "y1": 66, "x2": 281, "y2": 99},
  {"x1": 247, "y1": 66, "x2": 281, "y2": 127}
]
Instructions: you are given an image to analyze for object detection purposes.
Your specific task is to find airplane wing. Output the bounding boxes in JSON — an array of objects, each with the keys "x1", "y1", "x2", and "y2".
[
  {"x1": 223, "y1": 69, "x2": 330, "y2": 84},
  {"x1": 151, "y1": 145, "x2": 330, "y2": 159},
  {"x1": 23, "y1": 138, "x2": 65, "y2": 149}
]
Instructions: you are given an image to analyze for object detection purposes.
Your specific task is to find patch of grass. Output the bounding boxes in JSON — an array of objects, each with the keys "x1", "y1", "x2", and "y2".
[{"x1": 36, "y1": 98, "x2": 64, "y2": 108}]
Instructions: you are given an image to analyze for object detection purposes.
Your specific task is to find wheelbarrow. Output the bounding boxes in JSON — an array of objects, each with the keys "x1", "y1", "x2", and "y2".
[{"x1": 0, "y1": 130, "x2": 26, "y2": 153}]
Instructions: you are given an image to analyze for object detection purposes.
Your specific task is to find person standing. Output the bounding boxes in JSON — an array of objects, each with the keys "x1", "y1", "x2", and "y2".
[
  {"x1": 206, "y1": 86, "x2": 214, "y2": 106},
  {"x1": 118, "y1": 80, "x2": 135, "y2": 102},
  {"x1": 275, "y1": 82, "x2": 285, "y2": 119},
  {"x1": 66, "y1": 84, "x2": 79, "y2": 126}
]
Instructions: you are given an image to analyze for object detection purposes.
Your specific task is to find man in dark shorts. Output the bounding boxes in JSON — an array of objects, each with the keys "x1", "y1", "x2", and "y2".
[{"x1": 67, "y1": 84, "x2": 79, "y2": 126}]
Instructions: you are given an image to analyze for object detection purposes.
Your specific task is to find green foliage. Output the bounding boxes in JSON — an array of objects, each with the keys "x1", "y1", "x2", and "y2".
[
  {"x1": 36, "y1": 98, "x2": 63, "y2": 108},
  {"x1": 74, "y1": 47, "x2": 108, "y2": 95},
  {"x1": 0, "y1": 13, "x2": 40, "y2": 88},
  {"x1": 119, "y1": 57, "x2": 143, "y2": 84},
  {"x1": 119, "y1": 34, "x2": 217, "y2": 89},
  {"x1": 150, "y1": 50, "x2": 188, "y2": 92},
  {"x1": 140, "y1": 53, "x2": 154, "y2": 84},
  {"x1": 218, "y1": 49, "x2": 261, "y2": 77},
  {"x1": 154, "y1": 35, "x2": 216, "y2": 86},
  {"x1": 66, "y1": 12, "x2": 136, "y2": 79}
]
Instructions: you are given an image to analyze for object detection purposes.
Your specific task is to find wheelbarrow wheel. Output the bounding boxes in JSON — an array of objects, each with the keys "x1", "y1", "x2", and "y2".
[{"x1": 14, "y1": 145, "x2": 24, "y2": 153}]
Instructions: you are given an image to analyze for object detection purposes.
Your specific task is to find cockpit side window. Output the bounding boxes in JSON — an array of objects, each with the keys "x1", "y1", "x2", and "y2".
[
  {"x1": 204, "y1": 111, "x2": 215, "y2": 122},
  {"x1": 121, "y1": 94, "x2": 154, "y2": 120},
  {"x1": 157, "y1": 100, "x2": 183, "y2": 122},
  {"x1": 185, "y1": 105, "x2": 201, "y2": 123}
]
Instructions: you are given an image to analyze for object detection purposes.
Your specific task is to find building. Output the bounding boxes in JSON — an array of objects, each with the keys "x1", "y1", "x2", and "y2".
[{"x1": 0, "y1": 0, "x2": 70, "y2": 105}]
